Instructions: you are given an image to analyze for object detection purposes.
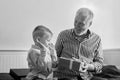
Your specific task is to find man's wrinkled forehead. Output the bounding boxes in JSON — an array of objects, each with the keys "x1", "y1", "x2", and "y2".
[{"x1": 75, "y1": 8, "x2": 93, "y2": 22}]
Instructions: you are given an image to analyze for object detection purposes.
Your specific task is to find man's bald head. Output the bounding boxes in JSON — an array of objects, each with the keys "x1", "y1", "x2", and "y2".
[
  {"x1": 74, "y1": 8, "x2": 94, "y2": 36},
  {"x1": 75, "y1": 8, "x2": 94, "y2": 23}
]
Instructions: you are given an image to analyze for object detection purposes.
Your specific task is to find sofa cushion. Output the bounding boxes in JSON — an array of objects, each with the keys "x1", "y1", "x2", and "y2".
[
  {"x1": 10, "y1": 69, "x2": 29, "y2": 80},
  {"x1": 0, "y1": 73, "x2": 14, "y2": 80}
]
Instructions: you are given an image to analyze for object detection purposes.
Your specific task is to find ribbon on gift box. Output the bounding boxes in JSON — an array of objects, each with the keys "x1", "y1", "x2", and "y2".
[{"x1": 69, "y1": 59, "x2": 73, "y2": 70}]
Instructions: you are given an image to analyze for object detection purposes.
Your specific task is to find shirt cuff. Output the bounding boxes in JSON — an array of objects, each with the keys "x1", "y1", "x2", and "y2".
[{"x1": 93, "y1": 62, "x2": 103, "y2": 73}]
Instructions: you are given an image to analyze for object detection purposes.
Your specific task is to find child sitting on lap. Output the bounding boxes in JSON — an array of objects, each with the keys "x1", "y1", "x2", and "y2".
[{"x1": 26, "y1": 25, "x2": 57, "y2": 80}]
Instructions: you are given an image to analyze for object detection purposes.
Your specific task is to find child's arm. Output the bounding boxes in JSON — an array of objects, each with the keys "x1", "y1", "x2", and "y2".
[
  {"x1": 27, "y1": 49, "x2": 38, "y2": 70},
  {"x1": 38, "y1": 49, "x2": 53, "y2": 72},
  {"x1": 49, "y1": 43, "x2": 58, "y2": 68},
  {"x1": 27, "y1": 49, "x2": 46, "y2": 71}
]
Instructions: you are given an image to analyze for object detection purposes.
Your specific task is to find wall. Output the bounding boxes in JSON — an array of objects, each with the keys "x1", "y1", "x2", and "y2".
[
  {"x1": 0, "y1": 0, "x2": 120, "y2": 50},
  {"x1": 0, "y1": 0, "x2": 120, "y2": 72},
  {"x1": 0, "y1": 50, "x2": 28, "y2": 73},
  {"x1": 0, "y1": 49, "x2": 120, "y2": 73},
  {"x1": 103, "y1": 49, "x2": 120, "y2": 67}
]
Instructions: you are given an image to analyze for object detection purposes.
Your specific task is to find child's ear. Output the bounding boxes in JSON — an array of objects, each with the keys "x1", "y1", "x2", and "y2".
[
  {"x1": 89, "y1": 21, "x2": 92, "y2": 27},
  {"x1": 36, "y1": 37, "x2": 40, "y2": 43}
]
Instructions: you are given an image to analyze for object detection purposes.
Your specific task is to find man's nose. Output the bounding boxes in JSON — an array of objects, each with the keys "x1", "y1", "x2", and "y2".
[{"x1": 77, "y1": 22, "x2": 85, "y2": 27}]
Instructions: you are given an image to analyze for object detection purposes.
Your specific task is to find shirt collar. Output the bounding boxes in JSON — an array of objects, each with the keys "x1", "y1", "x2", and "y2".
[
  {"x1": 71, "y1": 29, "x2": 92, "y2": 39},
  {"x1": 31, "y1": 44, "x2": 41, "y2": 50}
]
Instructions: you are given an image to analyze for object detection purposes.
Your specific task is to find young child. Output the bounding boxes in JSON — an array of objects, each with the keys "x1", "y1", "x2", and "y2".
[{"x1": 26, "y1": 25, "x2": 57, "y2": 80}]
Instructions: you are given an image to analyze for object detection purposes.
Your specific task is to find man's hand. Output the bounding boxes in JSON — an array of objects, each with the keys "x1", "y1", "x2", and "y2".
[
  {"x1": 86, "y1": 63, "x2": 95, "y2": 71},
  {"x1": 72, "y1": 57, "x2": 88, "y2": 72},
  {"x1": 72, "y1": 57, "x2": 95, "y2": 72},
  {"x1": 79, "y1": 61, "x2": 88, "y2": 72},
  {"x1": 80, "y1": 61, "x2": 95, "y2": 72}
]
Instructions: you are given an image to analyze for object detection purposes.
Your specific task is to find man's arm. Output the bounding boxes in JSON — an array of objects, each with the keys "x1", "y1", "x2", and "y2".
[
  {"x1": 89, "y1": 39, "x2": 103, "y2": 73},
  {"x1": 55, "y1": 32, "x2": 64, "y2": 57}
]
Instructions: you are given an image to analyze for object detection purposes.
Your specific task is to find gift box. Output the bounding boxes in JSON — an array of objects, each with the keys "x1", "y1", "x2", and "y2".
[{"x1": 58, "y1": 57, "x2": 81, "y2": 71}]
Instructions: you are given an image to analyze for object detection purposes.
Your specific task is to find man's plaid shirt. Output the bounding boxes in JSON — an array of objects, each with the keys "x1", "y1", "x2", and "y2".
[{"x1": 55, "y1": 29, "x2": 103, "y2": 80}]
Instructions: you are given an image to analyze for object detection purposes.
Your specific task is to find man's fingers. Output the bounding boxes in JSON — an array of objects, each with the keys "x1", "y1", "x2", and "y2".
[{"x1": 79, "y1": 66, "x2": 87, "y2": 72}]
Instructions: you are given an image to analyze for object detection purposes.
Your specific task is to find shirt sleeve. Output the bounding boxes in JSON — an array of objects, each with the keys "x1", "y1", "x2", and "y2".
[
  {"x1": 49, "y1": 43, "x2": 58, "y2": 68},
  {"x1": 49, "y1": 43, "x2": 58, "y2": 62},
  {"x1": 93, "y1": 38, "x2": 104, "y2": 73},
  {"x1": 55, "y1": 32, "x2": 64, "y2": 57},
  {"x1": 27, "y1": 49, "x2": 46, "y2": 71},
  {"x1": 27, "y1": 49, "x2": 38, "y2": 69}
]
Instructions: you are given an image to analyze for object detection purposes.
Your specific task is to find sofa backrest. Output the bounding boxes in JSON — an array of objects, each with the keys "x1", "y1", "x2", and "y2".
[{"x1": 103, "y1": 49, "x2": 120, "y2": 67}]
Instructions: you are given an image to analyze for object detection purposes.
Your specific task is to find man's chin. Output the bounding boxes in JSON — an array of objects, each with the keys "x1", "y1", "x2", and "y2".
[
  {"x1": 75, "y1": 31, "x2": 82, "y2": 36},
  {"x1": 74, "y1": 29, "x2": 87, "y2": 36},
  {"x1": 74, "y1": 29, "x2": 82, "y2": 33}
]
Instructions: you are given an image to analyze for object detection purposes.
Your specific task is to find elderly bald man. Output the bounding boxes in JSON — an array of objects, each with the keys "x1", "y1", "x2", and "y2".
[{"x1": 55, "y1": 8, "x2": 104, "y2": 80}]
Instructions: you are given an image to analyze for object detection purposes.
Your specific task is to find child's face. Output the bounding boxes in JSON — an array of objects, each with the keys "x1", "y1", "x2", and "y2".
[{"x1": 37, "y1": 32, "x2": 52, "y2": 46}]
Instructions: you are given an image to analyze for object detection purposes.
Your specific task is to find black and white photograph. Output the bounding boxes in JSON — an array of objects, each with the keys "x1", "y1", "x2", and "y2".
[{"x1": 0, "y1": 0, "x2": 120, "y2": 80}]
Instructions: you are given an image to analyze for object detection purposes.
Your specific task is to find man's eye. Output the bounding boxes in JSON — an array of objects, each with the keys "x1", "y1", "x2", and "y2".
[{"x1": 78, "y1": 22, "x2": 85, "y2": 26}]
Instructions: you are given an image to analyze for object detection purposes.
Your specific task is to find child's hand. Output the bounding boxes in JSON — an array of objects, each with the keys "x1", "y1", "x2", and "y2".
[
  {"x1": 48, "y1": 43, "x2": 55, "y2": 50},
  {"x1": 49, "y1": 43, "x2": 57, "y2": 61}
]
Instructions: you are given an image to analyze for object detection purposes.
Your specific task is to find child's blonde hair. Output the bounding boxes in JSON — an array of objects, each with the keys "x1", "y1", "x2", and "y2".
[{"x1": 32, "y1": 25, "x2": 53, "y2": 43}]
